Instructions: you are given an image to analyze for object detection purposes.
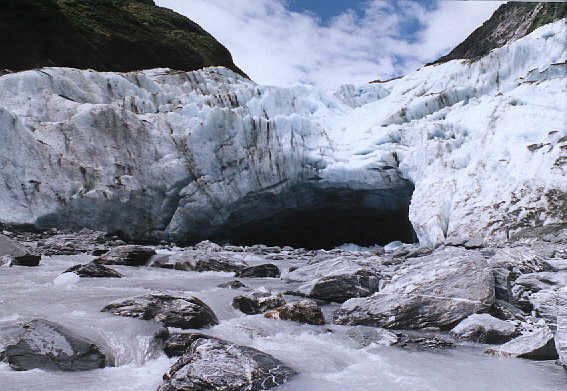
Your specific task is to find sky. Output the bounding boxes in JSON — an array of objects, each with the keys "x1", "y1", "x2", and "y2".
[{"x1": 155, "y1": 0, "x2": 507, "y2": 88}]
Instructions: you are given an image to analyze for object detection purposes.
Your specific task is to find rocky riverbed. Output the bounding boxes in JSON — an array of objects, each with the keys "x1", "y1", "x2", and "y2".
[{"x1": 0, "y1": 229, "x2": 565, "y2": 390}]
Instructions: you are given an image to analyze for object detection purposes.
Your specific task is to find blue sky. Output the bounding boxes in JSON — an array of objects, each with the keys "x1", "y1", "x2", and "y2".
[{"x1": 155, "y1": 0, "x2": 505, "y2": 88}]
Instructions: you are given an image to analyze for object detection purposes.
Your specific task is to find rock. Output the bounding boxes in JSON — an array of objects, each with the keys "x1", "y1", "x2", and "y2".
[
  {"x1": 450, "y1": 314, "x2": 518, "y2": 344},
  {"x1": 217, "y1": 280, "x2": 247, "y2": 289},
  {"x1": 2, "y1": 319, "x2": 105, "y2": 371},
  {"x1": 555, "y1": 289, "x2": 567, "y2": 367},
  {"x1": 264, "y1": 300, "x2": 325, "y2": 325},
  {"x1": 490, "y1": 299, "x2": 526, "y2": 321},
  {"x1": 95, "y1": 245, "x2": 156, "y2": 267},
  {"x1": 236, "y1": 264, "x2": 280, "y2": 278},
  {"x1": 232, "y1": 288, "x2": 285, "y2": 315},
  {"x1": 486, "y1": 327, "x2": 559, "y2": 360},
  {"x1": 156, "y1": 249, "x2": 248, "y2": 272},
  {"x1": 493, "y1": 267, "x2": 514, "y2": 301},
  {"x1": 101, "y1": 294, "x2": 218, "y2": 329},
  {"x1": 394, "y1": 333, "x2": 455, "y2": 351},
  {"x1": 344, "y1": 326, "x2": 399, "y2": 348},
  {"x1": 290, "y1": 268, "x2": 380, "y2": 303},
  {"x1": 514, "y1": 272, "x2": 567, "y2": 293},
  {"x1": 193, "y1": 240, "x2": 222, "y2": 252},
  {"x1": 63, "y1": 262, "x2": 123, "y2": 278},
  {"x1": 157, "y1": 335, "x2": 296, "y2": 391},
  {"x1": 0, "y1": 234, "x2": 40, "y2": 266},
  {"x1": 37, "y1": 229, "x2": 109, "y2": 256},
  {"x1": 333, "y1": 247, "x2": 495, "y2": 329},
  {"x1": 162, "y1": 333, "x2": 208, "y2": 358}
]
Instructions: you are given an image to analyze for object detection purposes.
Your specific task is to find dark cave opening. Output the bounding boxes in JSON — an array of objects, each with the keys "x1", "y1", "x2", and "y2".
[{"x1": 208, "y1": 183, "x2": 417, "y2": 250}]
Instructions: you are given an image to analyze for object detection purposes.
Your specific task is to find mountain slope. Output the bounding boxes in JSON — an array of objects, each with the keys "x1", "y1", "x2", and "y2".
[
  {"x1": 431, "y1": 2, "x2": 567, "y2": 65},
  {"x1": 0, "y1": 0, "x2": 246, "y2": 76}
]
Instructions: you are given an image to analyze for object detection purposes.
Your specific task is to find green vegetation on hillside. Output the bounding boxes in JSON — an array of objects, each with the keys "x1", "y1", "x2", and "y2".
[
  {"x1": 0, "y1": 0, "x2": 247, "y2": 76},
  {"x1": 430, "y1": 2, "x2": 567, "y2": 65}
]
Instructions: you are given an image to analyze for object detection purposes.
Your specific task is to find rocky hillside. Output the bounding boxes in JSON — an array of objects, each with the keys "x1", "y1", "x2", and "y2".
[
  {"x1": 0, "y1": 0, "x2": 246, "y2": 76},
  {"x1": 431, "y1": 2, "x2": 567, "y2": 64}
]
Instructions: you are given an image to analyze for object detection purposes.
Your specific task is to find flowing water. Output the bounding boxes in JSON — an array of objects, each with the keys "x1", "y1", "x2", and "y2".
[{"x1": 1, "y1": 251, "x2": 565, "y2": 391}]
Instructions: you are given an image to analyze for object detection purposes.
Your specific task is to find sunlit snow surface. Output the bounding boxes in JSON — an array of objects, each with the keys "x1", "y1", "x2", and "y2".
[
  {"x1": 1, "y1": 255, "x2": 566, "y2": 391},
  {"x1": 0, "y1": 21, "x2": 565, "y2": 247}
]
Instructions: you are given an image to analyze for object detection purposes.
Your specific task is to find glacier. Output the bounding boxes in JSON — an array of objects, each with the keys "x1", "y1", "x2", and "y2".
[{"x1": 0, "y1": 20, "x2": 565, "y2": 248}]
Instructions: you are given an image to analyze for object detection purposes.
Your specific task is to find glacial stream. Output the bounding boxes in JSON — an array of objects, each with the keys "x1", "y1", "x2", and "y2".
[{"x1": 1, "y1": 249, "x2": 565, "y2": 391}]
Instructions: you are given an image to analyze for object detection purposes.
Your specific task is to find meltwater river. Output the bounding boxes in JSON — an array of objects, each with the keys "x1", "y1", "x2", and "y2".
[{"x1": 1, "y1": 250, "x2": 565, "y2": 391}]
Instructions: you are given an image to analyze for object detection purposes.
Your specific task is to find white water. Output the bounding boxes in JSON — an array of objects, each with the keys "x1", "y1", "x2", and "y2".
[{"x1": 1, "y1": 253, "x2": 565, "y2": 391}]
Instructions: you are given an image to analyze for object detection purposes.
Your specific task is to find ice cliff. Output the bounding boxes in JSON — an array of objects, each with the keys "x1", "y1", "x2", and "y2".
[{"x1": 0, "y1": 20, "x2": 565, "y2": 248}]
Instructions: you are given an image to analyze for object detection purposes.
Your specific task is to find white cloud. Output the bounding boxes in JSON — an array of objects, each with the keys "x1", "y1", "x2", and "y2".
[{"x1": 155, "y1": 0, "x2": 506, "y2": 88}]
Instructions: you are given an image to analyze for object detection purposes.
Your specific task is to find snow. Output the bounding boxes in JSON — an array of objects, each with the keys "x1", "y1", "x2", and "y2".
[{"x1": 0, "y1": 20, "x2": 565, "y2": 247}]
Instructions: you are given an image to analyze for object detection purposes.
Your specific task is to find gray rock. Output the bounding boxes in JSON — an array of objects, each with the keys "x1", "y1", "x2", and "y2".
[
  {"x1": 217, "y1": 280, "x2": 247, "y2": 289},
  {"x1": 394, "y1": 332, "x2": 455, "y2": 351},
  {"x1": 264, "y1": 300, "x2": 325, "y2": 325},
  {"x1": 493, "y1": 267, "x2": 514, "y2": 301},
  {"x1": 236, "y1": 264, "x2": 280, "y2": 278},
  {"x1": 514, "y1": 272, "x2": 567, "y2": 293},
  {"x1": 162, "y1": 333, "x2": 208, "y2": 358},
  {"x1": 232, "y1": 288, "x2": 285, "y2": 315},
  {"x1": 95, "y1": 245, "x2": 156, "y2": 266},
  {"x1": 0, "y1": 234, "x2": 40, "y2": 266},
  {"x1": 333, "y1": 247, "x2": 495, "y2": 329},
  {"x1": 101, "y1": 294, "x2": 218, "y2": 329},
  {"x1": 490, "y1": 299, "x2": 526, "y2": 321},
  {"x1": 37, "y1": 229, "x2": 109, "y2": 256},
  {"x1": 486, "y1": 327, "x2": 559, "y2": 360},
  {"x1": 155, "y1": 249, "x2": 248, "y2": 272},
  {"x1": 2, "y1": 319, "x2": 105, "y2": 371},
  {"x1": 192, "y1": 240, "x2": 222, "y2": 252},
  {"x1": 554, "y1": 289, "x2": 567, "y2": 367},
  {"x1": 63, "y1": 262, "x2": 123, "y2": 278},
  {"x1": 157, "y1": 335, "x2": 296, "y2": 391},
  {"x1": 291, "y1": 269, "x2": 380, "y2": 303},
  {"x1": 450, "y1": 314, "x2": 518, "y2": 344}
]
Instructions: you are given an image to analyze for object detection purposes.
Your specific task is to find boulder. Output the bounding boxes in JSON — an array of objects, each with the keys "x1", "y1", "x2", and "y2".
[
  {"x1": 0, "y1": 234, "x2": 40, "y2": 266},
  {"x1": 155, "y1": 249, "x2": 248, "y2": 273},
  {"x1": 94, "y1": 245, "x2": 155, "y2": 266},
  {"x1": 1, "y1": 319, "x2": 105, "y2": 371},
  {"x1": 264, "y1": 300, "x2": 325, "y2": 325},
  {"x1": 514, "y1": 272, "x2": 567, "y2": 293},
  {"x1": 232, "y1": 288, "x2": 285, "y2": 315},
  {"x1": 162, "y1": 333, "x2": 208, "y2": 358},
  {"x1": 490, "y1": 299, "x2": 526, "y2": 321},
  {"x1": 37, "y1": 229, "x2": 110, "y2": 256},
  {"x1": 217, "y1": 280, "x2": 247, "y2": 289},
  {"x1": 63, "y1": 262, "x2": 123, "y2": 278},
  {"x1": 157, "y1": 335, "x2": 296, "y2": 391},
  {"x1": 101, "y1": 294, "x2": 218, "y2": 329},
  {"x1": 486, "y1": 327, "x2": 559, "y2": 360},
  {"x1": 333, "y1": 247, "x2": 495, "y2": 329},
  {"x1": 450, "y1": 314, "x2": 518, "y2": 344},
  {"x1": 236, "y1": 264, "x2": 280, "y2": 278},
  {"x1": 290, "y1": 269, "x2": 380, "y2": 303}
]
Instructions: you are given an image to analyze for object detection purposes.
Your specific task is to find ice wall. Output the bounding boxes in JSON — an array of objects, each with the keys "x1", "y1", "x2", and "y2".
[{"x1": 0, "y1": 20, "x2": 565, "y2": 247}]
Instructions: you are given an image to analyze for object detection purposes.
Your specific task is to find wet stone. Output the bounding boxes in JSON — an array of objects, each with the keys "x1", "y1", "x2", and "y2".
[
  {"x1": 101, "y1": 294, "x2": 218, "y2": 329},
  {"x1": 1, "y1": 319, "x2": 106, "y2": 371},
  {"x1": 157, "y1": 335, "x2": 296, "y2": 391}
]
